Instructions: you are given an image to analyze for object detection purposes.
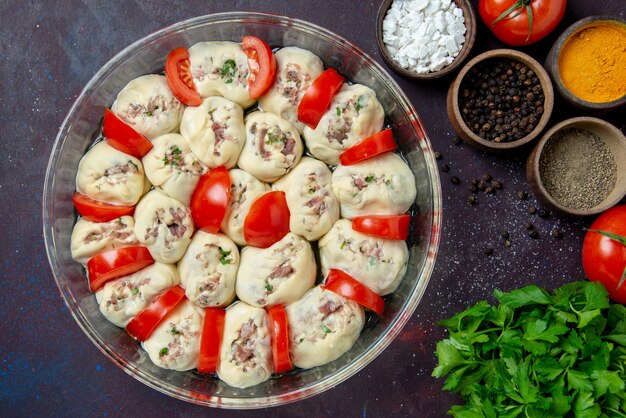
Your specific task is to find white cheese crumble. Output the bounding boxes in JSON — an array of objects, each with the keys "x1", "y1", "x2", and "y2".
[{"x1": 382, "y1": 0, "x2": 466, "y2": 74}]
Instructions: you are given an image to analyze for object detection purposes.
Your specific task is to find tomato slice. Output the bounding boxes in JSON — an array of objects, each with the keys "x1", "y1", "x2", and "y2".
[
  {"x1": 242, "y1": 36, "x2": 277, "y2": 100},
  {"x1": 267, "y1": 305, "x2": 293, "y2": 374},
  {"x1": 103, "y1": 109, "x2": 153, "y2": 158},
  {"x1": 243, "y1": 191, "x2": 291, "y2": 248},
  {"x1": 322, "y1": 269, "x2": 384, "y2": 314},
  {"x1": 297, "y1": 68, "x2": 345, "y2": 129},
  {"x1": 190, "y1": 166, "x2": 231, "y2": 234},
  {"x1": 352, "y1": 214, "x2": 411, "y2": 240},
  {"x1": 165, "y1": 47, "x2": 203, "y2": 107},
  {"x1": 339, "y1": 129, "x2": 397, "y2": 166},
  {"x1": 126, "y1": 285, "x2": 186, "y2": 342},
  {"x1": 72, "y1": 192, "x2": 135, "y2": 222},
  {"x1": 87, "y1": 246, "x2": 154, "y2": 292},
  {"x1": 197, "y1": 307, "x2": 226, "y2": 373}
]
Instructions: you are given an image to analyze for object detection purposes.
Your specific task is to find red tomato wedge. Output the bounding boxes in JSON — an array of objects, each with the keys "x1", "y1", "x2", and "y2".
[
  {"x1": 190, "y1": 166, "x2": 231, "y2": 234},
  {"x1": 87, "y1": 246, "x2": 154, "y2": 292},
  {"x1": 322, "y1": 269, "x2": 384, "y2": 314},
  {"x1": 103, "y1": 109, "x2": 153, "y2": 158},
  {"x1": 242, "y1": 36, "x2": 277, "y2": 99},
  {"x1": 352, "y1": 214, "x2": 411, "y2": 240},
  {"x1": 267, "y1": 305, "x2": 293, "y2": 374},
  {"x1": 165, "y1": 47, "x2": 203, "y2": 107},
  {"x1": 339, "y1": 129, "x2": 397, "y2": 166},
  {"x1": 198, "y1": 307, "x2": 226, "y2": 373},
  {"x1": 297, "y1": 68, "x2": 345, "y2": 129},
  {"x1": 72, "y1": 192, "x2": 135, "y2": 222},
  {"x1": 126, "y1": 285, "x2": 186, "y2": 342},
  {"x1": 244, "y1": 191, "x2": 291, "y2": 248}
]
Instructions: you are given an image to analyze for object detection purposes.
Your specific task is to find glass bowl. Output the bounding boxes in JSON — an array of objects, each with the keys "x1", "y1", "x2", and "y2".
[{"x1": 42, "y1": 12, "x2": 441, "y2": 409}]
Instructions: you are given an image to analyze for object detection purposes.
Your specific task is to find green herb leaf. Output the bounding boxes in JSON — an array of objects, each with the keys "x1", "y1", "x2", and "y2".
[
  {"x1": 220, "y1": 59, "x2": 237, "y2": 83},
  {"x1": 131, "y1": 287, "x2": 139, "y2": 295},
  {"x1": 159, "y1": 347, "x2": 169, "y2": 357},
  {"x1": 265, "y1": 279, "x2": 273, "y2": 292},
  {"x1": 494, "y1": 285, "x2": 552, "y2": 308},
  {"x1": 321, "y1": 324, "x2": 332, "y2": 334},
  {"x1": 364, "y1": 175, "x2": 374, "y2": 183},
  {"x1": 336, "y1": 107, "x2": 341, "y2": 116},
  {"x1": 355, "y1": 95, "x2": 366, "y2": 112}
]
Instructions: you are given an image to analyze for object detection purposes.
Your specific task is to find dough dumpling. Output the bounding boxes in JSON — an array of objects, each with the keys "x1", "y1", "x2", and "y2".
[
  {"x1": 272, "y1": 157, "x2": 339, "y2": 241},
  {"x1": 177, "y1": 231, "x2": 239, "y2": 308},
  {"x1": 142, "y1": 133, "x2": 206, "y2": 205},
  {"x1": 179, "y1": 96, "x2": 246, "y2": 168},
  {"x1": 303, "y1": 84, "x2": 384, "y2": 165},
  {"x1": 71, "y1": 216, "x2": 139, "y2": 264},
  {"x1": 134, "y1": 189, "x2": 194, "y2": 263},
  {"x1": 111, "y1": 74, "x2": 183, "y2": 140},
  {"x1": 76, "y1": 141, "x2": 144, "y2": 206},
  {"x1": 188, "y1": 41, "x2": 254, "y2": 108},
  {"x1": 331, "y1": 152, "x2": 416, "y2": 219},
  {"x1": 95, "y1": 263, "x2": 179, "y2": 327},
  {"x1": 236, "y1": 232, "x2": 316, "y2": 307},
  {"x1": 286, "y1": 286, "x2": 364, "y2": 369},
  {"x1": 238, "y1": 111, "x2": 303, "y2": 183},
  {"x1": 143, "y1": 299, "x2": 204, "y2": 372},
  {"x1": 319, "y1": 219, "x2": 408, "y2": 295},
  {"x1": 258, "y1": 47, "x2": 324, "y2": 133},
  {"x1": 218, "y1": 302, "x2": 272, "y2": 388}
]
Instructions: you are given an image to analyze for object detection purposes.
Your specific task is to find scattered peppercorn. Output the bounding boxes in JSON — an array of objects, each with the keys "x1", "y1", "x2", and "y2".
[
  {"x1": 484, "y1": 247, "x2": 494, "y2": 256},
  {"x1": 525, "y1": 223, "x2": 535, "y2": 231},
  {"x1": 500, "y1": 231, "x2": 510, "y2": 240},
  {"x1": 485, "y1": 186, "x2": 495, "y2": 194},
  {"x1": 504, "y1": 239, "x2": 512, "y2": 248},
  {"x1": 472, "y1": 179, "x2": 480, "y2": 186},
  {"x1": 517, "y1": 191, "x2": 529, "y2": 200},
  {"x1": 528, "y1": 230, "x2": 539, "y2": 239},
  {"x1": 467, "y1": 195, "x2": 477, "y2": 205},
  {"x1": 451, "y1": 176, "x2": 461, "y2": 185},
  {"x1": 528, "y1": 207, "x2": 537, "y2": 215},
  {"x1": 482, "y1": 174, "x2": 492, "y2": 182},
  {"x1": 492, "y1": 180, "x2": 503, "y2": 190},
  {"x1": 469, "y1": 184, "x2": 478, "y2": 193},
  {"x1": 538, "y1": 209, "x2": 550, "y2": 219},
  {"x1": 442, "y1": 164, "x2": 450, "y2": 173},
  {"x1": 478, "y1": 181, "x2": 487, "y2": 191},
  {"x1": 434, "y1": 151, "x2": 442, "y2": 160},
  {"x1": 452, "y1": 136, "x2": 462, "y2": 145},
  {"x1": 551, "y1": 230, "x2": 564, "y2": 239}
]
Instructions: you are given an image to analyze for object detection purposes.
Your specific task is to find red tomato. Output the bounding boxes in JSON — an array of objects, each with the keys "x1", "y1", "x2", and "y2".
[
  {"x1": 190, "y1": 166, "x2": 231, "y2": 234},
  {"x1": 165, "y1": 47, "x2": 203, "y2": 107},
  {"x1": 352, "y1": 214, "x2": 411, "y2": 240},
  {"x1": 297, "y1": 68, "x2": 345, "y2": 129},
  {"x1": 126, "y1": 285, "x2": 186, "y2": 341},
  {"x1": 339, "y1": 129, "x2": 397, "y2": 166},
  {"x1": 266, "y1": 305, "x2": 293, "y2": 374},
  {"x1": 197, "y1": 307, "x2": 226, "y2": 373},
  {"x1": 72, "y1": 192, "x2": 135, "y2": 222},
  {"x1": 243, "y1": 191, "x2": 290, "y2": 248},
  {"x1": 242, "y1": 36, "x2": 277, "y2": 99},
  {"x1": 582, "y1": 205, "x2": 626, "y2": 304},
  {"x1": 479, "y1": 0, "x2": 566, "y2": 46},
  {"x1": 322, "y1": 269, "x2": 384, "y2": 314},
  {"x1": 86, "y1": 246, "x2": 154, "y2": 292},
  {"x1": 103, "y1": 109, "x2": 153, "y2": 158}
]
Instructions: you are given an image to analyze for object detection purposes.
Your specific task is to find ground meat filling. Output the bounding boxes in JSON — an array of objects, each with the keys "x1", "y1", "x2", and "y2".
[
  {"x1": 83, "y1": 218, "x2": 134, "y2": 244},
  {"x1": 258, "y1": 239, "x2": 301, "y2": 304},
  {"x1": 123, "y1": 95, "x2": 180, "y2": 119},
  {"x1": 145, "y1": 207, "x2": 189, "y2": 246},
  {"x1": 350, "y1": 174, "x2": 394, "y2": 193},
  {"x1": 158, "y1": 315, "x2": 199, "y2": 366},
  {"x1": 250, "y1": 123, "x2": 297, "y2": 163},
  {"x1": 326, "y1": 94, "x2": 368, "y2": 144},
  {"x1": 98, "y1": 161, "x2": 139, "y2": 186},
  {"x1": 192, "y1": 243, "x2": 231, "y2": 307},
  {"x1": 162, "y1": 145, "x2": 204, "y2": 176},
  {"x1": 339, "y1": 234, "x2": 393, "y2": 267},
  {"x1": 230, "y1": 182, "x2": 248, "y2": 222},
  {"x1": 194, "y1": 59, "x2": 248, "y2": 86},
  {"x1": 230, "y1": 319, "x2": 259, "y2": 372},
  {"x1": 277, "y1": 63, "x2": 310, "y2": 106},
  {"x1": 105, "y1": 277, "x2": 151, "y2": 311}
]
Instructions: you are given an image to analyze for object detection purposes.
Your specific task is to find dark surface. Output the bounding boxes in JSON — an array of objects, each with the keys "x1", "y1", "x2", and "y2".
[{"x1": 1, "y1": 1, "x2": 624, "y2": 416}]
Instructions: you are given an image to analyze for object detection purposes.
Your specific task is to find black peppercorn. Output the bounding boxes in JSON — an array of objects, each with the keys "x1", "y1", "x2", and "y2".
[
  {"x1": 525, "y1": 223, "x2": 535, "y2": 231},
  {"x1": 441, "y1": 164, "x2": 450, "y2": 173},
  {"x1": 528, "y1": 230, "x2": 539, "y2": 239},
  {"x1": 434, "y1": 151, "x2": 442, "y2": 160},
  {"x1": 467, "y1": 196, "x2": 477, "y2": 205},
  {"x1": 478, "y1": 181, "x2": 487, "y2": 191},
  {"x1": 517, "y1": 191, "x2": 528, "y2": 200},
  {"x1": 484, "y1": 247, "x2": 494, "y2": 256},
  {"x1": 500, "y1": 231, "x2": 510, "y2": 240},
  {"x1": 469, "y1": 184, "x2": 478, "y2": 193},
  {"x1": 528, "y1": 207, "x2": 537, "y2": 215},
  {"x1": 451, "y1": 176, "x2": 461, "y2": 185},
  {"x1": 552, "y1": 230, "x2": 564, "y2": 239},
  {"x1": 482, "y1": 173, "x2": 492, "y2": 182},
  {"x1": 538, "y1": 209, "x2": 550, "y2": 219},
  {"x1": 504, "y1": 239, "x2": 512, "y2": 248},
  {"x1": 492, "y1": 180, "x2": 503, "y2": 190},
  {"x1": 452, "y1": 136, "x2": 461, "y2": 145}
]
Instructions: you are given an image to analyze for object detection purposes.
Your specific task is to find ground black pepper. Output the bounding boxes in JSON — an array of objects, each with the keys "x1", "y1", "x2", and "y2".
[
  {"x1": 517, "y1": 191, "x2": 528, "y2": 200},
  {"x1": 441, "y1": 164, "x2": 450, "y2": 173}
]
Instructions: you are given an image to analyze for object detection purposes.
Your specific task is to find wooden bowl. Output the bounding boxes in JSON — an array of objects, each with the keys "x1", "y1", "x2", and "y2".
[
  {"x1": 545, "y1": 16, "x2": 626, "y2": 113},
  {"x1": 447, "y1": 49, "x2": 554, "y2": 153},
  {"x1": 526, "y1": 117, "x2": 626, "y2": 217},
  {"x1": 376, "y1": 0, "x2": 477, "y2": 80}
]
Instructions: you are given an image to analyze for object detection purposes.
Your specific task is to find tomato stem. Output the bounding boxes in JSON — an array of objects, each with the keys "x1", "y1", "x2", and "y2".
[
  {"x1": 490, "y1": 0, "x2": 534, "y2": 43},
  {"x1": 588, "y1": 229, "x2": 626, "y2": 246},
  {"x1": 617, "y1": 267, "x2": 626, "y2": 293}
]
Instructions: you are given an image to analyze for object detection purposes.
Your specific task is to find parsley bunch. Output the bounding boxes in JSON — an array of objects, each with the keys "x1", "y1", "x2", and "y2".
[{"x1": 433, "y1": 282, "x2": 626, "y2": 417}]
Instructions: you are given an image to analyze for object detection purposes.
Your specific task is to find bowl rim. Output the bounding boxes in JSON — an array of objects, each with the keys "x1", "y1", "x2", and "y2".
[
  {"x1": 449, "y1": 48, "x2": 554, "y2": 151},
  {"x1": 376, "y1": 0, "x2": 477, "y2": 80},
  {"x1": 42, "y1": 11, "x2": 442, "y2": 409}
]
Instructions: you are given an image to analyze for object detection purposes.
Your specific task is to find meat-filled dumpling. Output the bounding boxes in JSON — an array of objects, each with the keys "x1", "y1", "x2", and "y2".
[
  {"x1": 143, "y1": 299, "x2": 204, "y2": 372},
  {"x1": 142, "y1": 133, "x2": 206, "y2": 205},
  {"x1": 177, "y1": 231, "x2": 239, "y2": 308},
  {"x1": 221, "y1": 169, "x2": 270, "y2": 246},
  {"x1": 319, "y1": 219, "x2": 408, "y2": 295},
  {"x1": 238, "y1": 111, "x2": 303, "y2": 183},
  {"x1": 236, "y1": 232, "x2": 316, "y2": 307},
  {"x1": 71, "y1": 216, "x2": 139, "y2": 264},
  {"x1": 179, "y1": 96, "x2": 246, "y2": 168},
  {"x1": 111, "y1": 74, "x2": 183, "y2": 140},
  {"x1": 303, "y1": 84, "x2": 385, "y2": 165},
  {"x1": 134, "y1": 189, "x2": 194, "y2": 263},
  {"x1": 76, "y1": 141, "x2": 144, "y2": 206},
  {"x1": 218, "y1": 302, "x2": 272, "y2": 388},
  {"x1": 95, "y1": 263, "x2": 179, "y2": 327},
  {"x1": 331, "y1": 152, "x2": 416, "y2": 219},
  {"x1": 188, "y1": 41, "x2": 254, "y2": 108},
  {"x1": 286, "y1": 286, "x2": 364, "y2": 369},
  {"x1": 272, "y1": 157, "x2": 339, "y2": 241},
  {"x1": 258, "y1": 47, "x2": 324, "y2": 133}
]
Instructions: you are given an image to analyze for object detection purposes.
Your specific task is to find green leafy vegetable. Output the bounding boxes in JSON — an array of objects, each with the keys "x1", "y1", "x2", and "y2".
[{"x1": 220, "y1": 59, "x2": 237, "y2": 83}]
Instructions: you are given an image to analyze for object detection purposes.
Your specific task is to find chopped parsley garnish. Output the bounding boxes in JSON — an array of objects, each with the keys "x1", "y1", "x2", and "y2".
[
  {"x1": 299, "y1": 337, "x2": 305, "y2": 343},
  {"x1": 171, "y1": 146, "x2": 182, "y2": 155},
  {"x1": 170, "y1": 327, "x2": 181, "y2": 335},
  {"x1": 365, "y1": 175, "x2": 374, "y2": 183},
  {"x1": 340, "y1": 240, "x2": 347, "y2": 250},
  {"x1": 265, "y1": 279, "x2": 273, "y2": 292},
  {"x1": 356, "y1": 95, "x2": 366, "y2": 112},
  {"x1": 218, "y1": 247, "x2": 232, "y2": 265},
  {"x1": 159, "y1": 347, "x2": 169, "y2": 357},
  {"x1": 336, "y1": 107, "x2": 341, "y2": 116},
  {"x1": 265, "y1": 130, "x2": 284, "y2": 145},
  {"x1": 308, "y1": 188, "x2": 316, "y2": 194},
  {"x1": 368, "y1": 256, "x2": 376, "y2": 266},
  {"x1": 220, "y1": 59, "x2": 237, "y2": 84},
  {"x1": 145, "y1": 110, "x2": 153, "y2": 117},
  {"x1": 385, "y1": 179, "x2": 394, "y2": 189},
  {"x1": 321, "y1": 324, "x2": 332, "y2": 334},
  {"x1": 131, "y1": 287, "x2": 139, "y2": 295},
  {"x1": 163, "y1": 146, "x2": 183, "y2": 165}
]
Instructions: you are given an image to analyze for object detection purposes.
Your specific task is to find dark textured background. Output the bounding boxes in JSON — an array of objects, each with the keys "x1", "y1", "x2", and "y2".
[{"x1": 1, "y1": 0, "x2": 624, "y2": 416}]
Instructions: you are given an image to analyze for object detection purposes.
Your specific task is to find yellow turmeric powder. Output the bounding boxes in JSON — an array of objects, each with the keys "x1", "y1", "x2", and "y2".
[{"x1": 558, "y1": 22, "x2": 626, "y2": 103}]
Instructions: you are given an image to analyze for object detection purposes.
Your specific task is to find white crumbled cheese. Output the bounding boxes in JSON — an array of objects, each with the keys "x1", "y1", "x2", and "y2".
[{"x1": 382, "y1": 0, "x2": 466, "y2": 74}]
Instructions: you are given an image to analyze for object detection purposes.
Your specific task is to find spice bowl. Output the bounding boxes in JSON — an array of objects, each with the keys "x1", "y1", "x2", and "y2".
[
  {"x1": 526, "y1": 117, "x2": 626, "y2": 217},
  {"x1": 546, "y1": 16, "x2": 626, "y2": 113},
  {"x1": 376, "y1": 0, "x2": 477, "y2": 80},
  {"x1": 447, "y1": 49, "x2": 554, "y2": 153}
]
